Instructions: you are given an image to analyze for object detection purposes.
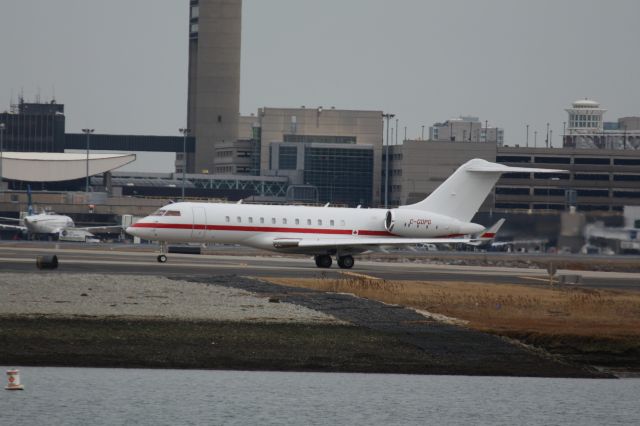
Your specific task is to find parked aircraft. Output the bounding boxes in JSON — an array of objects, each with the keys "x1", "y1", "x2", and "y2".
[
  {"x1": 469, "y1": 218, "x2": 506, "y2": 247},
  {"x1": 126, "y1": 159, "x2": 565, "y2": 268},
  {"x1": 0, "y1": 187, "x2": 121, "y2": 240}
]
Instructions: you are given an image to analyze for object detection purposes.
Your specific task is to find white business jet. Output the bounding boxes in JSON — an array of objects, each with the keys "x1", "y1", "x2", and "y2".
[{"x1": 126, "y1": 159, "x2": 564, "y2": 268}]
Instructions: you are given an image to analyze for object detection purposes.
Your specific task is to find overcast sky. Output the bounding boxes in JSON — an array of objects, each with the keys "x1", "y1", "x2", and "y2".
[{"x1": 2, "y1": 0, "x2": 639, "y2": 149}]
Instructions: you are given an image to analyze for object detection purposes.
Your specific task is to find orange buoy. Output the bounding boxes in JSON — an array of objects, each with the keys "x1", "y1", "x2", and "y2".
[{"x1": 5, "y1": 369, "x2": 24, "y2": 390}]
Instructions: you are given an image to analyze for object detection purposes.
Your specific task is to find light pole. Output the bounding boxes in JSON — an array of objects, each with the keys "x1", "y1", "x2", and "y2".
[
  {"x1": 421, "y1": 125, "x2": 424, "y2": 140},
  {"x1": 534, "y1": 130, "x2": 537, "y2": 148},
  {"x1": 395, "y1": 118, "x2": 399, "y2": 147},
  {"x1": 0, "y1": 122, "x2": 5, "y2": 192},
  {"x1": 82, "y1": 128, "x2": 94, "y2": 192},
  {"x1": 382, "y1": 113, "x2": 395, "y2": 208},
  {"x1": 526, "y1": 124, "x2": 529, "y2": 147},
  {"x1": 545, "y1": 122, "x2": 550, "y2": 148},
  {"x1": 179, "y1": 128, "x2": 190, "y2": 201}
]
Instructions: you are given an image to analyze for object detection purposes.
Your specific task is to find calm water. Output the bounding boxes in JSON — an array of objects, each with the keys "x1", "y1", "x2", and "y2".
[{"x1": 1, "y1": 367, "x2": 639, "y2": 425}]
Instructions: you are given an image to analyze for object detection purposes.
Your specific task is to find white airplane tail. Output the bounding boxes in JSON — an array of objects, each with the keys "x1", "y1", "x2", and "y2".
[
  {"x1": 469, "y1": 218, "x2": 506, "y2": 246},
  {"x1": 400, "y1": 159, "x2": 566, "y2": 222}
]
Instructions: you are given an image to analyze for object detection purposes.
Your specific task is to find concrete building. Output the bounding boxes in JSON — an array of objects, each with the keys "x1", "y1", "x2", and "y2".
[
  {"x1": 246, "y1": 107, "x2": 383, "y2": 205},
  {"x1": 429, "y1": 116, "x2": 504, "y2": 146},
  {"x1": 0, "y1": 99, "x2": 65, "y2": 153},
  {"x1": 495, "y1": 147, "x2": 640, "y2": 212},
  {"x1": 187, "y1": 0, "x2": 242, "y2": 174},
  {"x1": 268, "y1": 141, "x2": 374, "y2": 207},
  {"x1": 386, "y1": 140, "x2": 640, "y2": 214},
  {"x1": 385, "y1": 140, "x2": 497, "y2": 207},
  {"x1": 563, "y1": 99, "x2": 640, "y2": 150}
]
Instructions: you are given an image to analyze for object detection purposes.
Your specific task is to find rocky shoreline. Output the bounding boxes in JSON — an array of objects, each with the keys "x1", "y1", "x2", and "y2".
[{"x1": 0, "y1": 273, "x2": 616, "y2": 377}]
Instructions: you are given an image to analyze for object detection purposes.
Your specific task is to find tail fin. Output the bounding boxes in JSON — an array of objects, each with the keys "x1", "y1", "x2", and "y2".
[
  {"x1": 27, "y1": 185, "x2": 33, "y2": 216},
  {"x1": 400, "y1": 159, "x2": 566, "y2": 222},
  {"x1": 468, "y1": 218, "x2": 506, "y2": 246},
  {"x1": 478, "y1": 218, "x2": 506, "y2": 240}
]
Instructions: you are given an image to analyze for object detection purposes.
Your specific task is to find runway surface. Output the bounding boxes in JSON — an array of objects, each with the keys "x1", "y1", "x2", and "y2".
[{"x1": 0, "y1": 243, "x2": 638, "y2": 290}]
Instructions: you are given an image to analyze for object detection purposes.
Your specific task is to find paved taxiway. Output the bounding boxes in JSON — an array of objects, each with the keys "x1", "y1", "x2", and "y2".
[{"x1": 0, "y1": 244, "x2": 638, "y2": 290}]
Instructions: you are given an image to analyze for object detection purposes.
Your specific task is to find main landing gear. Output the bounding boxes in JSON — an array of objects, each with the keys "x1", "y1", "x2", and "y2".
[
  {"x1": 314, "y1": 254, "x2": 354, "y2": 269},
  {"x1": 157, "y1": 242, "x2": 168, "y2": 263}
]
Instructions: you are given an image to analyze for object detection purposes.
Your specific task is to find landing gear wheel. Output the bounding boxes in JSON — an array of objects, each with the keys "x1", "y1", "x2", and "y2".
[
  {"x1": 157, "y1": 254, "x2": 167, "y2": 263},
  {"x1": 314, "y1": 254, "x2": 332, "y2": 268},
  {"x1": 337, "y1": 255, "x2": 355, "y2": 269}
]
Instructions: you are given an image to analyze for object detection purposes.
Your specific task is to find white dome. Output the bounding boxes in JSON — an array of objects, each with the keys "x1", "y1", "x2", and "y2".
[{"x1": 572, "y1": 99, "x2": 600, "y2": 108}]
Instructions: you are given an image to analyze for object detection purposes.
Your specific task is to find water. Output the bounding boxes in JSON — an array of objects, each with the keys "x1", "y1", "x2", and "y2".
[{"x1": 1, "y1": 367, "x2": 639, "y2": 426}]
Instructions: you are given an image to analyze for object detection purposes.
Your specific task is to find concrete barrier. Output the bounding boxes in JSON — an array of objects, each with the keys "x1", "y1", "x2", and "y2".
[{"x1": 36, "y1": 255, "x2": 59, "y2": 270}]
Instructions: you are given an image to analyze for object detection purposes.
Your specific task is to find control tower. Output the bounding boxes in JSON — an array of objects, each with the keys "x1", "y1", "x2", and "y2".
[{"x1": 187, "y1": 0, "x2": 242, "y2": 174}]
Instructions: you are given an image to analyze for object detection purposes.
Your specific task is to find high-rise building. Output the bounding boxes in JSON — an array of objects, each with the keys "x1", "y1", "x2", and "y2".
[
  {"x1": 187, "y1": 0, "x2": 242, "y2": 174},
  {"x1": 0, "y1": 99, "x2": 66, "y2": 153}
]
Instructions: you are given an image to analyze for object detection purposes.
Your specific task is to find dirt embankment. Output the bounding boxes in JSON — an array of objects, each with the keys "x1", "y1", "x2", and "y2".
[
  {"x1": 0, "y1": 274, "x2": 611, "y2": 377},
  {"x1": 267, "y1": 276, "x2": 640, "y2": 375}
]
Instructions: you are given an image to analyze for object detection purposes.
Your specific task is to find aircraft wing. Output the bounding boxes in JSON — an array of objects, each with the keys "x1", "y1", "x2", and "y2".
[
  {"x1": 273, "y1": 237, "x2": 475, "y2": 249},
  {"x1": 74, "y1": 225, "x2": 123, "y2": 234},
  {"x1": 0, "y1": 216, "x2": 21, "y2": 222},
  {"x1": 0, "y1": 223, "x2": 27, "y2": 232}
]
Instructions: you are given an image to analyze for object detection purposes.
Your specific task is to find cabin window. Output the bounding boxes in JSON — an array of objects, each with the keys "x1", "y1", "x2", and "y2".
[
  {"x1": 150, "y1": 209, "x2": 167, "y2": 216},
  {"x1": 318, "y1": 219, "x2": 323, "y2": 226},
  {"x1": 272, "y1": 218, "x2": 276, "y2": 224},
  {"x1": 282, "y1": 218, "x2": 287, "y2": 225},
  {"x1": 248, "y1": 217, "x2": 253, "y2": 224},
  {"x1": 237, "y1": 216, "x2": 242, "y2": 223},
  {"x1": 307, "y1": 219, "x2": 311, "y2": 225},
  {"x1": 260, "y1": 217, "x2": 264, "y2": 224},
  {"x1": 295, "y1": 218, "x2": 300, "y2": 225},
  {"x1": 225, "y1": 216, "x2": 230, "y2": 223},
  {"x1": 330, "y1": 220, "x2": 335, "y2": 227},
  {"x1": 164, "y1": 210, "x2": 181, "y2": 216},
  {"x1": 340, "y1": 220, "x2": 345, "y2": 226}
]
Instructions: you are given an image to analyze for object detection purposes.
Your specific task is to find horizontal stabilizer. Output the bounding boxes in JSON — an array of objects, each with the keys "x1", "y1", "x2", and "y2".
[{"x1": 401, "y1": 159, "x2": 567, "y2": 222}]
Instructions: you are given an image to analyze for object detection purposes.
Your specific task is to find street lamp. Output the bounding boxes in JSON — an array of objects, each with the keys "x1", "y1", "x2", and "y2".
[
  {"x1": 421, "y1": 125, "x2": 425, "y2": 140},
  {"x1": 82, "y1": 128, "x2": 94, "y2": 192},
  {"x1": 179, "y1": 128, "x2": 190, "y2": 201},
  {"x1": 526, "y1": 124, "x2": 529, "y2": 147},
  {"x1": 545, "y1": 122, "x2": 550, "y2": 148},
  {"x1": 0, "y1": 122, "x2": 5, "y2": 192},
  {"x1": 382, "y1": 113, "x2": 395, "y2": 208}
]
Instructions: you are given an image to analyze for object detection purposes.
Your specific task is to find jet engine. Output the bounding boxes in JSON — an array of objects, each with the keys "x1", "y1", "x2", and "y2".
[{"x1": 384, "y1": 209, "x2": 483, "y2": 238}]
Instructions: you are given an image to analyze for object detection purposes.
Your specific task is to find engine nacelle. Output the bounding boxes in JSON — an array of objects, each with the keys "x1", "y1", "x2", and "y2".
[{"x1": 384, "y1": 209, "x2": 483, "y2": 238}]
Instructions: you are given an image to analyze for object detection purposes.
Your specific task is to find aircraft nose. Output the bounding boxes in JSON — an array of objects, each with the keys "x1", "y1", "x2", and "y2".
[{"x1": 126, "y1": 226, "x2": 138, "y2": 236}]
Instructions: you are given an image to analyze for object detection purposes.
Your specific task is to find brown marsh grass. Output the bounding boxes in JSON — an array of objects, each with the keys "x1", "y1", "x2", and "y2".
[{"x1": 267, "y1": 276, "x2": 640, "y2": 340}]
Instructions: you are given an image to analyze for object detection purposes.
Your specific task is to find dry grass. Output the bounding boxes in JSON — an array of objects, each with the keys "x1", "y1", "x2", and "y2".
[{"x1": 266, "y1": 276, "x2": 640, "y2": 339}]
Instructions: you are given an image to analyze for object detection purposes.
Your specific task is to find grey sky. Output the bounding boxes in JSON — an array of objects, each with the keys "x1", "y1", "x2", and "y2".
[{"x1": 2, "y1": 0, "x2": 639, "y2": 149}]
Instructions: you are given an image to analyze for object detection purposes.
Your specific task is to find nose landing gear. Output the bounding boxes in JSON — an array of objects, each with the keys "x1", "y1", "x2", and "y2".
[{"x1": 157, "y1": 242, "x2": 168, "y2": 263}]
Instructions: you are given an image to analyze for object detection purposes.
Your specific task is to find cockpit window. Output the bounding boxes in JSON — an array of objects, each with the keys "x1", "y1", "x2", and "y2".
[
  {"x1": 164, "y1": 210, "x2": 181, "y2": 216},
  {"x1": 150, "y1": 209, "x2": 167, "y2": 216}
]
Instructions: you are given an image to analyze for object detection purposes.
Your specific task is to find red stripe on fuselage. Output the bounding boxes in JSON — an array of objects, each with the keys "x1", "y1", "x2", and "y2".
[{"x1": 131, "y1": 222, "x2": 394, "y2": 236}]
